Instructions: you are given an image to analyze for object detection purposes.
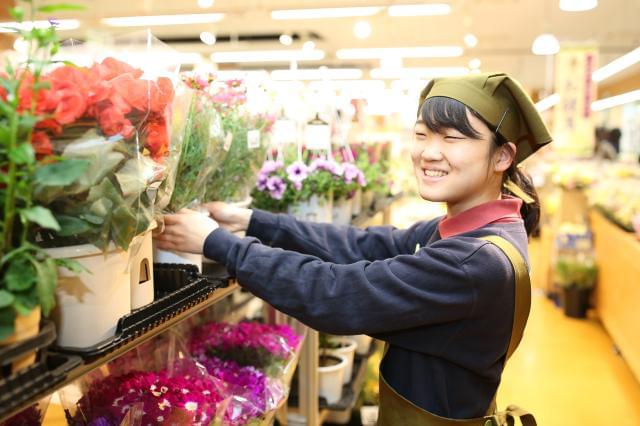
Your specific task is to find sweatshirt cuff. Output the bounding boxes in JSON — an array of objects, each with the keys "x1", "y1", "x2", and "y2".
[
  {"x1": 203, "y1": 227, "x2": 242, "y2": 265},
  {"x1": 246, "y1": 208, "x2": 280, "y2": 244}
]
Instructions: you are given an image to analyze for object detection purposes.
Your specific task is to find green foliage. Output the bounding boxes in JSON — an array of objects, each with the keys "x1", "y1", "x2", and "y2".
[
  {"x1": 554, "y1": 256, "x2": 598, "y2": 289},
  {"x1": 0, "y1": 1, "x2": 84, "y2": 338}
]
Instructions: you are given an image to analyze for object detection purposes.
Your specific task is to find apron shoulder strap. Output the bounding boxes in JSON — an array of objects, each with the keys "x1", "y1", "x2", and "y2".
[{"x1": 479, "y1": 235, "x2": 531, "y2": 362}]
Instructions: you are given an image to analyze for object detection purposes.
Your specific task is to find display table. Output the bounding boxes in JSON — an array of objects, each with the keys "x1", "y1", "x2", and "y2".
[{"x1": 590, "y1": 209, "x2": 640, "y2": 383}]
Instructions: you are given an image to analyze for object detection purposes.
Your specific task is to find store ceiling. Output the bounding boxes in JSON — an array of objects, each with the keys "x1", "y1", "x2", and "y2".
[{"x1": 39, "y1": 0, "x2": 640, "y2": 90}]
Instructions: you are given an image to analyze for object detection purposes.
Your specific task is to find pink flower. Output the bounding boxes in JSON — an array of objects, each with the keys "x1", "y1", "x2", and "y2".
[{"x1": 286, "y1": 161, "x2": 309, "y2": 183}]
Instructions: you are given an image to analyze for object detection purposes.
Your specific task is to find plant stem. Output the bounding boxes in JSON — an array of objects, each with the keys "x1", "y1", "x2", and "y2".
[{"x1": 3, "y1": 109, "x2": 19, "y2": 255}]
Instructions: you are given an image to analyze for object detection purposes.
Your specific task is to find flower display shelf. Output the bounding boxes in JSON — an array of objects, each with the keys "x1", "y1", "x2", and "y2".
[
  {"x1": 0, "y1": 352, "x2": 82, "y2": 422},
  {"x1": 0, "y1": 321, "x2": 57, "y2": 379}
]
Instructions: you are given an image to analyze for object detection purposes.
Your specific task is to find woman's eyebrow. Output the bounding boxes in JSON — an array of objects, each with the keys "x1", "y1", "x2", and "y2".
[{"x1": 415, "y1": 119, "x2": 425, "y2": 125}]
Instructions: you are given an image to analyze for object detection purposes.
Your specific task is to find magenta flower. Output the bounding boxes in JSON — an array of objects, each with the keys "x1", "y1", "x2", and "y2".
[{"x1": 286, "y1": 161, "x2": 309, "y2": 183}]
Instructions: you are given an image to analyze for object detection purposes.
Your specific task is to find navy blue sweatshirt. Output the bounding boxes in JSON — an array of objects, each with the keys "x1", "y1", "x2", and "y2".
[{"x1": 203, "y1": 205, "x2": 529, "y2": 419}]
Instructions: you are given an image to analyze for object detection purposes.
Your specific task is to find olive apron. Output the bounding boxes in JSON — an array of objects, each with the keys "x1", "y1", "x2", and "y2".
[{"x1": 377, "y1": 236, "x2": 537, "y2": 426}]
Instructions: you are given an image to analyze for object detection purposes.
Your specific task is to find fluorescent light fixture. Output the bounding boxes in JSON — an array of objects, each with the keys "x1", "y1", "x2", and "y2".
[
  {"x1": 337, "y1": 46, "x2": 463, "y2": 60},
  {"x1": 391, "y1": 79, "x2": 429, "y2": 91},
  {"x1": 370, "y1": 67, "x2": 469, "y2": 79},
  {"x1": 211, "y1": 49, "x2": 325, "y2": 63},
  {"x1": 532, "y1": 34, "x2": 560, "y2": 55},
  {"x1": 559, "y1": 0, "x2": 597, "y2": 12},
  {"x1": 309, "y1": 79, "x2": 386, "y2": 91},
  {"x1": 176, "y1": 52, "x2": 204, "y2": 64},
  {"x1": 468, "y1": 58, "x2": 481, "y2": 69},
  {"x1": 464, "y1": 33, "x2": 478, "y2": 48},
  {"x1": 200, "y1": 31, "x2": 216, "y2": 45},
  {"x1": 213, "y1": 70, "x2": 269, "y2": 80},
  {"x1": 0, "y1": 19, "x2": 80, "y2": 33},
  {"x1": 271, "y1": 7, "x2": 383, "y2": 20},
  {"x1": 303, "y1": 40, "x2": 316, "y2": 51},
  {"x1": 535, "y1": 93, "x2": 560, "y2": 112},
  {"x1": 354, "y1": 21, "x2": 372, "y2": 39},
  {"x1": 271, "y1": 68, "x2": 363, "y2": 81},
  {"x1": 198, "y1": 0, "x2": 215, "y2": 7},
  {"x1": 591, "y1": 90, "x2": 640, "y2": 111},
  {"x1": 279, "y1": 34, "x2": 293, "y2": 46},
  {"x1": 380, "y1": 56, "x2": 403, "y2": 69},
  {"x1": 592, "y1": 47, "x2": 640, "y2": 82},
  {"x1": 102, "y1": 13, "x2": 224, "y2": 27},
  {"x1": 387, "y1": 4, "x2": 451, "y2": 16}
]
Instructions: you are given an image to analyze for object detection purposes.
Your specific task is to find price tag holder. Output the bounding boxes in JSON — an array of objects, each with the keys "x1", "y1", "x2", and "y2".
[
  {"x1": 273, "y1": 119, "x2": 297, "y2": 144},
  {"x1": 305, "y1": 123, "x2": 331, "y2": 150},
  {"x1": 247, "y1": 130, "x2": 261, "y2": 149}
]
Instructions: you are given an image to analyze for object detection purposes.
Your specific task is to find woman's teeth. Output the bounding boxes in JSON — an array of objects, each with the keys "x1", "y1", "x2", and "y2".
[{"x1": 424, "y1": 170, "x2": 448, "y2": 177}]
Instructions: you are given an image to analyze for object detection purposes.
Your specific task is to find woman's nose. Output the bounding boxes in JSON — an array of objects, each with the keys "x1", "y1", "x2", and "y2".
[{"x1": 420, "y1": 140, "x2": 444, "y2": 161}]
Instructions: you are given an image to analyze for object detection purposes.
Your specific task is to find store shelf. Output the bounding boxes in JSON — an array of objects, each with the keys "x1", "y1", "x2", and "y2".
[{"x1": 0, "y1": 279, "x2": 238, "y2": 423}]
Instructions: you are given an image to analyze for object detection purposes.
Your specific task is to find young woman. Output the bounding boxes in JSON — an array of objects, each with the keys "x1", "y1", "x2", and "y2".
[{"x1": 155, "y1": 73, "x2": 550, "y2": 425}]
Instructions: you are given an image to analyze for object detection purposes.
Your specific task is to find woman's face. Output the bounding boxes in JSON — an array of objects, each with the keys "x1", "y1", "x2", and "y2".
[{"x1": 411, "y1": 109, "x2": 505, "y2": 215}]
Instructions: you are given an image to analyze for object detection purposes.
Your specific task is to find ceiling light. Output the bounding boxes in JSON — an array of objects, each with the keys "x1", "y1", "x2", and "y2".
[
  {"x1": 211, "y1": 49, "x2": 325, "y2": 63},
  {"x1": 370, "y1": 67, "x2": 469, "y2": 79},
  {"x1": 101, "y1": 13, "x2": 224, "y2": 27},
  {"x1": 200, "y1": 31, "x2": 216, "y2": 45},
  {"x1": 271, "y1": 68, "x2": 363, "y2": 81},
  {"x1": 337, "y1": 46, "x2": 463, "y2": 60},
  {"x1": 559, "y1": 0, "x2": 597, "y2": 12},
  {"x1": 271, "y1": 7, "x2": 383, "y2": 20},
  {"x1": 464, "y1": 33, "x2": 478, "y2": 48},
  {"x1": 303, "y1": 41, "x2": 316, "y2": 51},
  {"x1": 176, "y1": 52, "x2": 204, "y2": 64},
  {"x1": 468, "y1": 58, "x2": 481, "y2": 69},
  {"x1": 353, "y1": 21, "x2": 372, "y2": 39},
  {"x1": 531, "y1": 34, "x2": 560, "y2": 55},
  {"x1": 592, "y1": 47, "x2": 640, "y2": 82},
  {"x1": 198, "y1": 0, "x2": 215, "y2": 7},
  {"x1": 387, "y1": 4, "x2": 451, "y2": 17},
  {"x1": 213, "y1": 70, "x2": 269, "y2": 80},
  {"x1": 0, "y1": 19, "x2": 80, "y2": 33},
  {"x1": 309, "y1": 79, "x2": 386, "y2": 92},
  {"x1": 535, "y1": 93, "x2": 560, "y2": 112},
  {"x1": 591, "y1": 90, "x2": 640, "y2": 111},
  {"x1": 279, "y1": 34, "x2": 293, "y2": 46}
]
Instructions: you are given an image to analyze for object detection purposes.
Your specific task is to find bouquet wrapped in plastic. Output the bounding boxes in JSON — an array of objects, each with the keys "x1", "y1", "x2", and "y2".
[
  {"x1": 32, "y1": 36, "x2": 180, "y2": 251},
  {"x1": 205, "y1": 79, "x2": 274, "y2": 203}
]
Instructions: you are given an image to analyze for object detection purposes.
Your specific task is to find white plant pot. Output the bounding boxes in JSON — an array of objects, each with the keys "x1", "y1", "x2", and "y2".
[
  {"x1": 325, "y1": 337, "x2": 358, "y2": 384},
  {"x1": 129, "y1": 228, "x2": 155, "y2": 310},
  {"x1": 352, "y1": 188, "x2": 362, "y2": 216},
  {"x1": 45, "y1": 244, "x2": 131, "y2": 348},
  {"x1": 288, "y1": 193, "x2": 333, "y2": 223},
  {"x1": 352, "y1": 334, "x2": 373, "y2": 355},
  {"x1": 332, "y1": 197, "x2": 353, "y2": 226},
  {"x1": 362, "y1": 190, "x2": 374, "y2": 212},
  {"x1": 318, "y1": 353, "x2": 347, "y2": 405},
  {"x1": 153, "y1": 243, "x2": 202, "y2": 273}
]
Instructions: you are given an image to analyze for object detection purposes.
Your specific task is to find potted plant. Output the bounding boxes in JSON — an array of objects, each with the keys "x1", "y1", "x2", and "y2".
[
  {"x1": 318, "y1": 334, "x2": 348, "y2": 405},
  {"x1": 331, "y1": 162, "x2": 367, "y2": 225},
  {"x1": 320, "y1": 334, "x2": 358, "y2": 385},
  {"x1": 555, "y1": 255, "x2": 598, "y2": 318}
]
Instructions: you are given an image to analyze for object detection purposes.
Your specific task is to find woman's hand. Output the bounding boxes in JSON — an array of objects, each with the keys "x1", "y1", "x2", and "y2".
[
  {"x1": 202, "y1": 201, "x2": 252, "y2": 233},
  {"x1": 154, "y1": 209, "x2": 219, "y2": 254}
]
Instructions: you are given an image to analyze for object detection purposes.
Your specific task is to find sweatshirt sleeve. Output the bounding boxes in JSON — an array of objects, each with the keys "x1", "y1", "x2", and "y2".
[
  {"x1": 203, "y1": 227, "x2": 481, "y2": 335},
  {"x1": 246, "y1": 209, "x2": 431, "y2": 263}
]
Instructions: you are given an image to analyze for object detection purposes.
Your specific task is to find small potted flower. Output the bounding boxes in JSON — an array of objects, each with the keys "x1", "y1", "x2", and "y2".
[
  {"x1": 317, "y1": 334, "x2": 348, "y2": 405},
  {"x1": 555, "y1": 255, "x2": 598, "y2": 318},
  {"x1": 320, "y1": 334, "x2": 358, "y2": 385},
  {"x1": 332, "y1": 162, "x2": 366, "y2": 225}
]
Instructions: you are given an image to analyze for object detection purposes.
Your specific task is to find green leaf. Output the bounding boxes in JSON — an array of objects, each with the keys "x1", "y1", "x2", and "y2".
[
  {"x1": 0, "y1": 307, "x2": 16, "y2": 340},
  {"x1": 5, "y1": 256, "x2": 36, "y2": 291},
  {"x1": 55, "y1": 214, "x2": 90, "y2": 236},
  {"x1": 37, "y1": 4, "x2": 86, "y2": 13},
  {"x1": 0, "y1": 290, "x2": 15, "y2": 308},
  {"x1": 8, "y1": 143, "x2": 35, "y2": 165},
  {"x1": 13, "y1": 298, "x2": 34, "y2": 316},
  {"x1": 9, "y1": 7, "x2": 24, "y2": 22},
  {"x1": 31, "y1": 258, "x2": 57, "y2": 316},
  {"x1": 21, "y1": 206, "x2": 60, "y2": 230},
  {"x1": 34, "y1": 158, "x2": 89, "y2": 186},
  {"x1": 55, "y1": 258, "x2": 87, "y2": 274}
]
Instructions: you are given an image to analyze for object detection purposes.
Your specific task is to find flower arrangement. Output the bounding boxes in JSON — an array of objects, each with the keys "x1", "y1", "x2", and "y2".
[
  {"x1": 204, "y1": 79, "x2": 274, "y2": 202},
  {"x1": 189, "y1": 321, "x2": 302, "y2": 376},
  {"x1": 159, "y1": 73, "x2": 225, "y2": 212},
  {"x1": 554, "y1": 254, "x2": 598, "y2": 289},
  {"x1": 353, "y1": 143, "x2": 390, "y2": 197},
  {"x1": 251, "y1": 153, "x2": 366, "y2": 212},
  {"x1": 31, "y1": 56, "x2": 175, "y2": 251}
]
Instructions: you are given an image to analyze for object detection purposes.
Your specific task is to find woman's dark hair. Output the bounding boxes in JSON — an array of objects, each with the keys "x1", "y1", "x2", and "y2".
[{"x1": 420, "y1": 96, "x2": 540, "y2": 236}]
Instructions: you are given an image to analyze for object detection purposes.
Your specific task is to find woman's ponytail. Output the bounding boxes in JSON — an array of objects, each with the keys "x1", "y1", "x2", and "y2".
[{"x1": 503, "y1": 165, "x2": 540, "y2": 237}]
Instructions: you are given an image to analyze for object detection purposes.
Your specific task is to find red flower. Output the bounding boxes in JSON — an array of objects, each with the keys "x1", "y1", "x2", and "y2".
[
  {"x1": 18, "y1": 72, "x2": 56, "y2": 113},
  {"x1": 97, "y1": 105, "x2": 135, "y2": 139},
  {"x1": 144, "y1": 119, "x2": 169, "y2": 161},
  {"x1": 90, "y1": 57, "x2": 144, "y2": 81},
  {"x1": 31, "y1": 131, "x2": 53, "y2": 157},
  {"x1": 150, "y1": 77, "x2": 174, "y2": 113},
  {"x1": 36, "y1": 118, "x2": 63, "y2": 136}
]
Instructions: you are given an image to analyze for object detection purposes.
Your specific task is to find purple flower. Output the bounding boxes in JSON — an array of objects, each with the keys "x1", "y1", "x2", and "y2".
[
  {"x1": 266, "y1": 176, "x2": 286, "y2": 200},
  {"x1": 260, "y1": 160, "x2": 283, "y2": 175},
  {"x1": 309, "y1": 158, "x2": 343, "y2": 176},
  {"x1": 293, "y1": 181, "x2": 302, "y2": 191},
  {"x1": 342, "y1": 163, "x2": 360, "y2": 184},
  {"x1": 357, "y1": 171, "x2": 367, "y2": 187},
  {"x1": 286, "y1": 161, "x2": 309, "y2": 183},
  {"x1": 256, "y1": 172, "x2": 269, "y2": 191}
]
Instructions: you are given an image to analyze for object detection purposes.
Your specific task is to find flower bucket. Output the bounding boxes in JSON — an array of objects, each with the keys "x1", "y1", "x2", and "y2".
[
  {"x1": 352, "y1": 188, "x2": 363, "y2": 217},
  {"x1": 362, "y1": 190, "x2": 375, "y2": 212},
  {"x1": 332, "y1": 197, "x2": 353, "y2": 226},
  {"x1": 318, "y1": 353, "x2": 347, "y2": 404},
  {"x1": 1, "y1": 307, "x2": 41, "y2": 374},
  {"x1": 45, "y1": 245, "x2": 131, "y2": 348},
  {"x1": 129, "y1": 224, "x2": 156, "y2": 310},
  {"x1": 288, "y1": 194, "x2": 333, "y2": 223},
  {"x1": 352, "y1": 334, "x2": 373, "y2": 355},
  {"x1": 325, "y1": 337, "x2": 358, "y2": 384}
]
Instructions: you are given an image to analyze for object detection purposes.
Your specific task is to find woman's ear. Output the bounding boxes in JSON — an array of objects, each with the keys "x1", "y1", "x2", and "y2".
[{"x1": 494, "y1": 142, "x2": 516, "y2": 173}]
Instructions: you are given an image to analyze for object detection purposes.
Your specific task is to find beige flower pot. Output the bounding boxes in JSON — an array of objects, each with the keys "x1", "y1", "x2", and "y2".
[{"x1": 1, "y1": 306, "x2": 41, "y2": 373}]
